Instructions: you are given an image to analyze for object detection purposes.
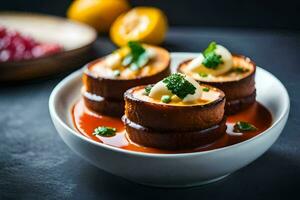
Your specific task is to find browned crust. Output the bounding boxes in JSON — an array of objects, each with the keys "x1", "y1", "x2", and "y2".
[
  {"x1": 225, "y1": 90, "x2": 256, "y2": 115},
  {"x1": 82, "y1": 52, "x2": 171, "y2": 101},
  {"x1": 82, "y1": 90, "x2": 124, "y2": 117},
  {"x1": 124, "y1": 85, "x2": 225, "y2": 131},
  {"x1": 178, "y1": 55, "x2": 256, "y2": 101},
  {"x1": 123, "y1": 116, "x2": 227, "y2": 150}
]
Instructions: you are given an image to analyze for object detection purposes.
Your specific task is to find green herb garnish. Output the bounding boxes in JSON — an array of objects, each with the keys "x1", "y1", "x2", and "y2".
[
  {"x1": 199, "y1": 72, "x2": 208, "y2": 77},
  {"x1": 113, "y1": 70, "x2": 121, "y2": 77},
  {"x1": 202, "y1": 52, "x2": 223, "y2": 69},
  {"x1": 232, "y1": 67, "x2": 250, "y2": 74},
  {"x1": 122, "y1": 41, "x2": 150, "y2": 70},
  {"x1": 203, "y1": 41, "x2": 217, "y2": 56},
  {"x1": 202, "y1": 87, "x2": 210, "y2": 92},
  {"x1": 93, "y1": 126, "x2": 116, "y2": 137},
  {"x1": 128, "y1": 41, "x2": 145, "y2": 59},
  {"x1": 202, "y1": 41, "x2": 223, "y2": 69},
  {"x1": 234, "y1": 121, "x2": 257, "y2": 132},
  {"x1": 161, "y1": 95, "x2": 171, "y2": 103},
  {"x1": 162, "y1": 73, "x2": 196, "y2": 99},
  {"x1": 143, "y1": 85, "x2": 153, "y2": 96}
]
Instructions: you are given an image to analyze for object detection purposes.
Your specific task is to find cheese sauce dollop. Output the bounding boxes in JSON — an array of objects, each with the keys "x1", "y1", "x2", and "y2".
[
  {"x1": 149, "y1": 74, "x2": 202, "y2": 103},
  {"x1": 186, "y1": 43, "x2": 233, "y2": 76}
]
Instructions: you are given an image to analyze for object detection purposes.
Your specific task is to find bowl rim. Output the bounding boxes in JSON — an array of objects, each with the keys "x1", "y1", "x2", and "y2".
[
  {"x1": 0, "y1": 11, "x2": 97, "y2": 65},
  {"x1": 49, "y1": 52, "x2": 290, "y2": 158}
]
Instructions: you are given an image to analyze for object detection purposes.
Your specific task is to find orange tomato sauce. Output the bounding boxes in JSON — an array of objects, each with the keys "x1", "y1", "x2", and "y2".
[{"x1": 72, "y1": 100, "x2": 272, "y2": 154}]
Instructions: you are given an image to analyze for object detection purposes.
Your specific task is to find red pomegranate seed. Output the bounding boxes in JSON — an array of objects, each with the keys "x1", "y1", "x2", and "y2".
[{"x1": 0, "y1": 26, "x2": 63, "y2": 62}]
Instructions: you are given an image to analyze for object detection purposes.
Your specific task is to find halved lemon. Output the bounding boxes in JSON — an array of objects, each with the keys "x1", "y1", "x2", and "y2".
[
  {"x1": 110, "y1": 7, "x2": 168, "y2": 46},
  {"x1": 67, "y1": 0, "x2": 130, "y2": 32}
]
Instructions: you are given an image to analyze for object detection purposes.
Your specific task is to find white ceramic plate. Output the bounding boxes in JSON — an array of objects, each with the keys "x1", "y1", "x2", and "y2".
[{"x1": 49, "y1": 53, "x2": 290, "y2": 187}]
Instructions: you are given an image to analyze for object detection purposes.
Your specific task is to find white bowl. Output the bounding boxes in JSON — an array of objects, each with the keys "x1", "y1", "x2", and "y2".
[{"x1": 49, "y1": 53, "x2": 290, "y2": 187}]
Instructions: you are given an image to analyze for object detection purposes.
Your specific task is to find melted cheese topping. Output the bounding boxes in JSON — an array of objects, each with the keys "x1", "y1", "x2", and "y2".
[
  {"x1": 183, "y1": 76, "x2": 202, "y2": 103},
  {"x1": 103, "y1": 46, "x2": 130, "y2": 69},
  {"x1": 89, "y1": 45, "x2": 169, "y2": 80},
  {"x1": 149, "y1": 74, "x2": 202, "y2": 103},
  {"x1": 148, "y1": 81, "x2": 172, "y2": 99},
  {"x1": 180, "y1": 55, "x2": 254, "y2": 82},
  {"x1": 185, "y1": 45, "x2": 233, "y2": 76},
  {"x1": 134, "y1": 86, "x2": 221, "y2": 106},
  {"x1": 146, "y1": 74, "x2": 222, "y2": 105}
]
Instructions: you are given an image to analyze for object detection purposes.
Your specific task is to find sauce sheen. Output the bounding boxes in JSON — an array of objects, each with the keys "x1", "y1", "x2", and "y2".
[{"x1": 72, "y1": 100, "x2": 272, "y2": 154}]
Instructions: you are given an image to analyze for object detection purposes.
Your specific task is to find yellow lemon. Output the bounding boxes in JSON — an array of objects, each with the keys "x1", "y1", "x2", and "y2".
[
  {"x1": 110, "y1": 7, "x2": 168, "y2": 46},
  {"x1": 67, "y1": 0, "x2": 130, "y2": 32}
]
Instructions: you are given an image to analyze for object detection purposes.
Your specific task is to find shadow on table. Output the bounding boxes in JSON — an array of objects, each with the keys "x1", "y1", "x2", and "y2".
[{"x1": 74, "y1": 149, "x2": 300, "y2": 200}]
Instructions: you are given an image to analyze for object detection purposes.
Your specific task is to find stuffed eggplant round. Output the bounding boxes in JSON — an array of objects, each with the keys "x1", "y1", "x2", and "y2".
[
  {"x1": 178, "y1": 42, "x2": 256, "y2": 114},
  {"x1": 82, "y1": 42, "x2": 170, "y2": 117},
  {"x1": 124, "y1": 73, "x2": 226, "y2": 149},
  {"x1": 123, "y1": 116, "x2": 226, "y2": 150},
  {"x1": 124, "y1": 84, "x2": 225, "y2": 131},
  {"x1": 82, "y1": 89, "x2": 125, "y2": 117},
  {"x1": 83, "y1": 44, "x2": 170, "y2": 101}
]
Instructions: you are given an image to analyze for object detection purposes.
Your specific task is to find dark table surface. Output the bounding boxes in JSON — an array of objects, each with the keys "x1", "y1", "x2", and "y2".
[{"x1": 1, "y1": 28, "x2": 300, "y2": 200}]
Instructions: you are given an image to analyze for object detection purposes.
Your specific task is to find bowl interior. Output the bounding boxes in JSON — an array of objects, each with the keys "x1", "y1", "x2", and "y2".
[
  {"x1": 0, "y1": 12, "x2": 96, "y2": 50},
  {"x1": 51, "y1": 52, "x2": 290, "y2": 156}
]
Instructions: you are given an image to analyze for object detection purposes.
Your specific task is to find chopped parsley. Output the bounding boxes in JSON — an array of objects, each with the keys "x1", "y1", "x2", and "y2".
[
  {"x1": 232, "y1": 67, "x2": 250, "y2": 74},
  {"x1": 128, "y1": 41, "x2": 145, "y2": 59},
  {"x1": 122, "y1": 41, "x2": 150, "y2": 70},
  {"x1": 143, "y1": 85, "x2": 153, "y2": 96},
  {"x1": 203, "y1": 41, "x2": 217, "y2": 56},
  {"x1": 113, "y1": 70, "x2": 120, "y2": 77},
  {"x1": 234, "y1": 121, "x2": 257, "y2": 132},
  {"x1": 202, "y1": 52, "x2": 223, "y2": 69},
  {"x1": 162, "y1": 73, "x2": 196, "y2": 99},
  {"x1": 161, "y1": 95, "x2": 171, "y2": 103},
  {"x1": 199, "y1": 72, "x2": 208, "y2": 77},
  {"x1": 202, "y1": 87, "x2": 210, "y2": 92},
  {"x1": 202, "y1": 41, "x2": 223, "y2": 69},
  {"x1": 93, "y1": 126, "x2": 116, "y2": 137}
]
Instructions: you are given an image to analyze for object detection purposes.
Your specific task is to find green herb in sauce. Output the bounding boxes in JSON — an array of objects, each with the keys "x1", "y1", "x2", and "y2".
[
  {"x1": 93, "y1": 126, "x2": 116, "y2": 137},
  {"x1": 234, "y1": 121, "x2": 257, "y2": 132}
]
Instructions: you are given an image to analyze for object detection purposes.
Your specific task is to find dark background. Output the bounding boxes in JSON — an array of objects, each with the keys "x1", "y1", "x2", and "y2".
[
  {"x1": 1, "y1": 1, "x2": 300, "y2": 200},
  {"x1": 1, "y1": 0, "x2": 300, "y2": 30}
]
